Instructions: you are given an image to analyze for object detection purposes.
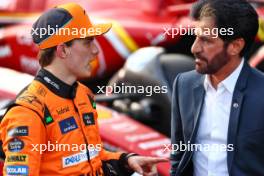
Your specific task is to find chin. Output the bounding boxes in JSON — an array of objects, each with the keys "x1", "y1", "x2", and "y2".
[
  {"x1": 77, "y1": 72, "x2": 91, "y2": 80},
  {"x1": 195, "y1": 65, "x2": 202, "y2": 73},
  {"x1": 83, "y1": 74, "x2": 92, "y2": 79},
  {"x1": 196, "y1": 63, "x2": 211, "y2": 74},
  {"x1": 196, "y1": 67, "x2": 207, "y2": 74}
]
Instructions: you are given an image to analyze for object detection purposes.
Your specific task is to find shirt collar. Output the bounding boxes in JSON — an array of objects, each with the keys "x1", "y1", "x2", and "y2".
[
  {"x1": 204, "y1": 58, "x2": 244, "y2": 93},
  {"x1": 34, "y1": 69, "x2": 78, "y2": 99}
]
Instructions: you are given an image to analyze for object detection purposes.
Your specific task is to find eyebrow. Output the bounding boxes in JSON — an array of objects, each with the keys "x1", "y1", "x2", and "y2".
[
  {"x1": 86, "y1": 37, "x2": 94, "y2": 41},
  {"x1": 83, "y1": 37, "x2": 94, "y2": 43},
  {"x1": 199, "y1": 35, "x2": 209, "y2": 40},
  {"x1": 198, "y1": 34, "x2": 215, "y2": 41}
]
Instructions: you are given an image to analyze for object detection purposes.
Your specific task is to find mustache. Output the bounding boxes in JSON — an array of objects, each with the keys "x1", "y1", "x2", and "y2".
[{"x1": 193, "y1": 53, "x2": 207, "y2": 62}]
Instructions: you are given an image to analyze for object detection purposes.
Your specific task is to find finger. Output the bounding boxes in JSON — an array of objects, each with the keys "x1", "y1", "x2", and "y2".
[
  {"x1": 142, "y1": 157, "x2": 169, "y2": 164},
  {"x1": 143, "y1": 164, "x2": 157, "y2": 176}
]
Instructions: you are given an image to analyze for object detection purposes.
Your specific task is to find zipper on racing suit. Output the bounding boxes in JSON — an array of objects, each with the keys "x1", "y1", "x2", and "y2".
[{"x1": 73, "y1": 102, "x2": 96, "y2": 175}]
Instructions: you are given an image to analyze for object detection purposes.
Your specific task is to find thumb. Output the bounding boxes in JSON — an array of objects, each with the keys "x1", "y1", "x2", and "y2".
[{"x1": 132, "y1": 163, "x2": 143, "y2": 175}]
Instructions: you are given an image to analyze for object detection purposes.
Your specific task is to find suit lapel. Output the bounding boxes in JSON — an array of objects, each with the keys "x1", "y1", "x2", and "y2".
[
  {"x1": 227, "y1": 62, "x2": 250, "y2": 172},
  {"x1": 176, "y1": 75, "x2": 205, "y2": 174},
  {"x1": 191, "y1": 76, "x2": 205, "y2": 142}
]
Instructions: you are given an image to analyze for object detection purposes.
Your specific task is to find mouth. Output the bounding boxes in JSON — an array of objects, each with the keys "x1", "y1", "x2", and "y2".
[
  {"x1": 194, "y1": 55, "x2": 207, "y2": 64},
  {"x1": 86, "y1": 56, "x2": 96, "y2": 66},
  {"x1": 86, "y1": 64, "x2": 91, "y2": 69},
  {"x1": 195, "y1": 58, "x2": 204, "y2": 64}
]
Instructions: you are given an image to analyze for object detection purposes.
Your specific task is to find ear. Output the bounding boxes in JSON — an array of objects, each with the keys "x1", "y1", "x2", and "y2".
[
  {"x1": 227, "y1": 38, "x2": 245, "y2": 56},
  {"x1": 56, "y1": 43, "x2": 69, "y2": 59}
]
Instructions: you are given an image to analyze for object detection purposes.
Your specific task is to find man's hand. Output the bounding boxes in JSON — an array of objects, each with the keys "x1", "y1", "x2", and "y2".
[{"x1": 127, "y1": 156, "x2": 168, "y2": 176}]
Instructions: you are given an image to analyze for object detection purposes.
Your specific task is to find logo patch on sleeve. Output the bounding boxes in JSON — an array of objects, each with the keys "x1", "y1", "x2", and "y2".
[
  {"x1": 8, "y1": 138, "x2": 24, "y2": 152},
  {"x1": 59, "y1": 117, "x2": 78, "y2": 134},
  {"x1": 6, "y1": 165, "x2": 28, "y2": 175},
  {"x1": 8, "y1": 126, "x2": 28, "y2": 137},
  {"x1": 82, "y1": 113, "x2": 95, "y2": 126},
  {"x1": 7, "y1": 154, "x2": 28, "y2": 164}
]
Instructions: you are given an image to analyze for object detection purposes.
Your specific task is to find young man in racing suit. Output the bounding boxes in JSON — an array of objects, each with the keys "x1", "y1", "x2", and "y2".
[{"x1": 0, "y1": 3, "x2": 167, "y2": 176}]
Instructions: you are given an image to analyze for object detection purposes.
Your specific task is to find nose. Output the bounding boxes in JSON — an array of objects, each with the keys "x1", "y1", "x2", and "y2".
[
  {"x1": 91, "y1": 41, "x2": 99, "y2": 56},
  {"x1": 191, "y1": 37, "x2": 202, "y2": 54}
]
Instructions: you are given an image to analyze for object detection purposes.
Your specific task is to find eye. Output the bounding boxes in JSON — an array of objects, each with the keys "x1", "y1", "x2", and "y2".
[
  {"x1": 200, "y1": 37, "x2": 211, "y2": 44},
  {"x1": 84, "y1": 38, "x2": 94, "y2": 45}
]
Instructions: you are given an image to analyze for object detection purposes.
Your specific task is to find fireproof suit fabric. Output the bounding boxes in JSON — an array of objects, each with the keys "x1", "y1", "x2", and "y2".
[{"x1": 0, "y1": 69, "x2": 123, "y2": 176}]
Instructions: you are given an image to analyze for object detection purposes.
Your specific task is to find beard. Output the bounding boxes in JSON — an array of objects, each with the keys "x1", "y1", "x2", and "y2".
[{"x1": 194, "y1": 48, "x2": 229, "y2": 74}]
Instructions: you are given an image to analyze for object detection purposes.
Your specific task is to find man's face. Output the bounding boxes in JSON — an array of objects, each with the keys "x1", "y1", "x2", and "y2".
[
  {"x1": 191, "y1": 17, "x2": 229, "y2": 74},
  {"x1": 64, "y1": 37, "x2": 99, "y2": 79}
]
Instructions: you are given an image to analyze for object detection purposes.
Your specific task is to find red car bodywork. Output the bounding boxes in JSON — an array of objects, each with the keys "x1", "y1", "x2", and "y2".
[
  {"x1": 0, "y1": 0, "x2": 194, "y2": 77},
  {"x1": 1, "y1": 0, "x2": 264, "y2": 78}
]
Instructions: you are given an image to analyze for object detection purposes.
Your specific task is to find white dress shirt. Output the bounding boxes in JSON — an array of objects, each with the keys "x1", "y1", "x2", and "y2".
[{"x1": 192, "y1": 59, "x2": 244, "y2": 176}]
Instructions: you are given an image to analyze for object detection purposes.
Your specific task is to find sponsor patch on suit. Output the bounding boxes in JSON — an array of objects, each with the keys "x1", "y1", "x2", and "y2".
[
  {"x1": 59, "y1": 116, "x2": 78, "y2": 134},
  {"x1": 7, "y1": 154, "x2": 28, "y2": 164},
  {"x1": 8, "y1": 126, "x2": 28, "y2": 137},
  {"x1": 6, "y1": 165, "x2": 28, "y2": 175},
  {"x1": 62, "y1": 150, "x2": 98, "y2": 168},
  {"x1": 82, "y1": 113, "x2": 95, "y2": 126},
  {"x1": 8, "y1": 138, "x2": 24, "y2": 152}
]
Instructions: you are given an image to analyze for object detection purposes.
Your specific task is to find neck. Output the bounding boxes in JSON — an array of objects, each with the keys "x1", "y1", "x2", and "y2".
[
  {"x1": 44, "y1": 64, "x2": 76, "y2": 86},
  {"x1": 209, "y1": 57, "x2": 242, "y2": 89}
]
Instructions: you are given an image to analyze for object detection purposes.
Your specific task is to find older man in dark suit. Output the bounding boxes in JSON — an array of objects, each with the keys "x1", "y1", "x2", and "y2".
[{"x1": 170, "y1": 0, "x2": 264, "y2": 176}]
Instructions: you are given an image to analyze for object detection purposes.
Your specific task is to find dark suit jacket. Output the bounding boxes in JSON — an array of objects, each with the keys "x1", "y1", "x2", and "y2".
[{"x1": 170, "y1": 62, "x2": 264, "y2": 176}]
